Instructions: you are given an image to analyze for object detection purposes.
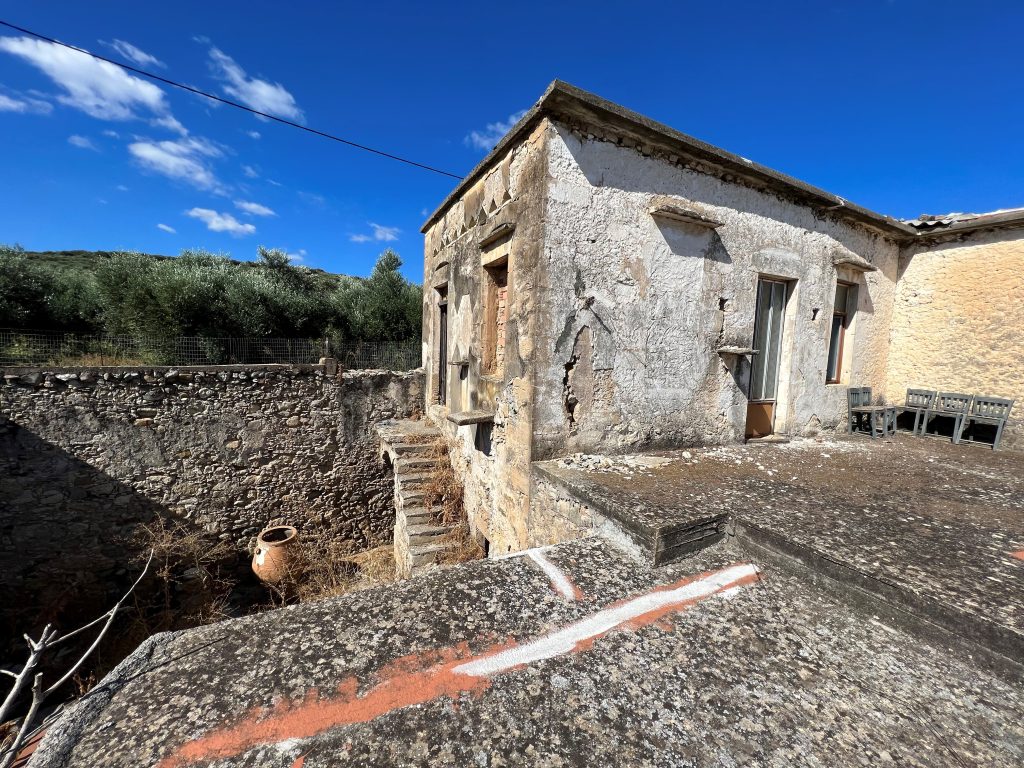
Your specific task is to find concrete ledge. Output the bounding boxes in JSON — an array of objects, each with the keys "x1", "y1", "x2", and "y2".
[
  {"x1": 732, "y1": 518, "x2": 1024, "y2": 682},
  {"x1": 446, "y1": 410, "x2": 495, "y2": 426},
  {"x1": 533, "y1": 461, "x2": 727, "y2": 565}
]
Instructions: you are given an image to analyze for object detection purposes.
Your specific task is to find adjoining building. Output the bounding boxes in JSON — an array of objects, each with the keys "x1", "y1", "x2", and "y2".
[{"x1": 419, "y1": 80, "x2": 1023, "y2": 555}]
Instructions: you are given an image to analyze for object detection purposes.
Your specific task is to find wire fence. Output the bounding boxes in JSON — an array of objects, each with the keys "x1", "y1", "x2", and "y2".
[{"x1": 0, "y1": 330, "x2": 421, "y2": 370}]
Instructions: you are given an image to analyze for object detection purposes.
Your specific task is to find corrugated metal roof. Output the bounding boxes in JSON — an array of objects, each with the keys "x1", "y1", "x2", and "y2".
[{"x1": 905, "y1": 207, "x2": 1024, "y2": 229}]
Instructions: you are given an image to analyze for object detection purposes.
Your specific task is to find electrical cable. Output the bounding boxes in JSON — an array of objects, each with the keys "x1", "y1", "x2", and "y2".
[{"x1": 0, "y1": 19, "x2": 464, "y2": 179}]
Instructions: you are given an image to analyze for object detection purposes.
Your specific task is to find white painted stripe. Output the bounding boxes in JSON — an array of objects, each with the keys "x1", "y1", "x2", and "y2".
[
  {"x1": 527, "y1": 550, "x2": 579, "y2": 601},
  {"x1": 454, "y1": 563, "x2": 759, "y2": 678},
  {"x1": 493, "y1": 545, "x2": 554, "y2": 561}
]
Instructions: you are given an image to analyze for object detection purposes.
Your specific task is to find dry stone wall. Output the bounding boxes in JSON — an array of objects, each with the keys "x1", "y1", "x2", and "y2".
[{"x1": 0, "y1": 364, "x2": 423, "y2": 636}]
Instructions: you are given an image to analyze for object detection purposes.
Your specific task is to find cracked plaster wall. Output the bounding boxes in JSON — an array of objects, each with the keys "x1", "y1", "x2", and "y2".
[
  {"x1": 532, "y1": 122, "x2": 901, "y2": 458},
  {"x1": 887, "y1": 229, "x2": 1024, "y2": 449},
  {"x1": 421, "y1": 123, "x2": 548, "y2": 554}
]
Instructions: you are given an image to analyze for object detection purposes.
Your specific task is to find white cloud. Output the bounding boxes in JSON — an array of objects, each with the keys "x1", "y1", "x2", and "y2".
[
  {"x1": 150, "y1": 114, "x2": 188, "y2": 135},
  {"x1": 297, "y1": 191, "x2": 326, "y2": 209},
  {"x1": 465, "y1": 109, "x2": 528, "y2": 151},
  {"x1": 128, "y1": 136, "x2": 224, "y2": 192},
  {"x1": 101, "y1": 39, "x2": 165, "y2": 69},
  {"x1": 247, "y1": 130, "x2": 261, "y2": 139},
  {"x1": 349, "y1": 222, "x2": 400, "y2": 243},
  {"x1": 68, "y1": 134, "x2": 98, "y2": 150},
  {"x1": 157, "y1": 223, "x2": 176, "y2": 233},
  {"x1": 186, "y1": 207, "x2": 255, "y2": 236},
  {"x1": 285, "y1": 248, "x2": 306, "y2": 263},
  {"x1": 116, "y1": 184, "x2": 129, "y2": 191},
  {"x1": 241, "y1": 164, "x2": 259, "y2": 178},
  {"x1": 235, "y1": 200, "x2": 275, "y2": 217},
  {"x1": 0, "y1": 36, "x2": 173, "y2": 123},
  {"x1": 0, "y1": 90, "x2": 52, "y2": 114},
  {"x1": 102, "y1": 129, "x2": 120, "y2": 138},
  {"x1": 208, "y1": 47, "x2": 303, "y2": 121}
]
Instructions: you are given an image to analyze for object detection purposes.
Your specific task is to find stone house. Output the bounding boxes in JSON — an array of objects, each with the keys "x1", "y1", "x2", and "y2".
[{"x1": 419, "y1": 81, "x2": 1023, "y2": 556}]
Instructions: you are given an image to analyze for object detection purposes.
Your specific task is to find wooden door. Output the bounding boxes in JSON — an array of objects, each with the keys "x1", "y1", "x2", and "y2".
[{"x1": 746, "y1": 278, "x2": 788, "y2": 438}]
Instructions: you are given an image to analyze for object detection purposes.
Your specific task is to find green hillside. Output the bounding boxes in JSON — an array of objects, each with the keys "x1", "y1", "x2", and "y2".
[{"x1": 0, "y1": 244, "x2": 420, "y2": 343}]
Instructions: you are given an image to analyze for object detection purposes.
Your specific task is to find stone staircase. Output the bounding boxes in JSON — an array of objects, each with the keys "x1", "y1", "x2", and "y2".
[{"x1": 377, "y1": 419, "x2": 457, "y2": 578}]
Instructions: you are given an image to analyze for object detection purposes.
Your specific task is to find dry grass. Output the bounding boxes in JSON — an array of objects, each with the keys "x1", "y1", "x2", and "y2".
[
  {"x1": 125, "y1": 516, "x2": 239, "y2": 641},
  {"x1": 437, "y1": 523, "x2": 486, "y2": 565},
  {"x1": 0, "y1": 720, "x2": 16, "y2": 759},
  {"x1": 423, "y1": 442, "x2": 464, "y2": 528},
  {"x1": 266, "y1": 539, "x2": 396, "y2": 605},
  {"x1": 50, "y1": 353, "x2": 152, "y2": 367},
  {"x1": 420, "y1": 442, "x2": 485, "y2": 566}
]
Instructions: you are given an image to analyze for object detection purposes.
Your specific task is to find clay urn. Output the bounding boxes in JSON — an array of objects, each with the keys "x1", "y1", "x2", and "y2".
[{"x1": 252, "y1": 525, "x2": 299, "y2": 583}]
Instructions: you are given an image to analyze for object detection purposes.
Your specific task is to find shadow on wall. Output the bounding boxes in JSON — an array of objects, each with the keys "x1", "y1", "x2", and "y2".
[{"x1": 0, "y1": 416, "x2": 200, "y2": 670}]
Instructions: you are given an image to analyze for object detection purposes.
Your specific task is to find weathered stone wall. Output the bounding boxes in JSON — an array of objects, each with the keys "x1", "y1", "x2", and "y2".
[
  {"x1": 887, "y1": 229, "x2": 1024, "y2": 449},
  {"x1": 527, "y1": 471, "x2": 602, "y2": 547},
  {"x1": 421, "y1": 122, "x2": 548, "y2": 555},
  {"x1": 532, "y1": 121, "x2": 901, "y2": 458},
  {"x1": 0, "y1": 364, "x2": 423, "y2": 633}
]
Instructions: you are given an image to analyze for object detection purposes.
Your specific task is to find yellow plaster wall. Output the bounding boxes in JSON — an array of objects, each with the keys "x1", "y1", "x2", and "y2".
[{"x1": 886, "y1": 230, "x2": 1024, "y2": 447}]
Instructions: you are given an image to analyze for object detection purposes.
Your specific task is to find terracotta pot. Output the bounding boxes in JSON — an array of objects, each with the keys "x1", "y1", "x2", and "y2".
[{"x1": 252, "y1": 525, "x2": 299, "y2": 583}]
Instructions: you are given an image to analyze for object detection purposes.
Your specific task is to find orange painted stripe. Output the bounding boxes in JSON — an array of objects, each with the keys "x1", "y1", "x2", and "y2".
[{"x1": 157, "y1": 563, "x2": 758, "y2": 768}]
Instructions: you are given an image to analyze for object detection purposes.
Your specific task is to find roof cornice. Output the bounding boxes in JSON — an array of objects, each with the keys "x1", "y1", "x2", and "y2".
[{"x1": 423, "y1": 81, "x2": 1019, "y2": 244}]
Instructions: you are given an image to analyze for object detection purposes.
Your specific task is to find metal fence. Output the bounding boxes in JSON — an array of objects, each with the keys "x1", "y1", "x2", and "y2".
[{"x1": 0, "y1": 330, "x2": 421, "y2": 370}]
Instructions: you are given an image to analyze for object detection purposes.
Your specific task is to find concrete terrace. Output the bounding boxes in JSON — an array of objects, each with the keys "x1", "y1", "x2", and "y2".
[
  {"x1": 537, "y1": 435, "x2": 1024, "y2": 663},
  {"x1": 32, "y1": 537, "x2": 1024, "y2": 767},
  {"x1": 28, "y1": 436, "x2": 1024, "y2": 767}
]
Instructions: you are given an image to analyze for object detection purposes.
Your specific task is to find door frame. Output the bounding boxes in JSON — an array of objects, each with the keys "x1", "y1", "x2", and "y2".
[{"x1": 745, "y1": 275, "x2": 795, "y2": 438}]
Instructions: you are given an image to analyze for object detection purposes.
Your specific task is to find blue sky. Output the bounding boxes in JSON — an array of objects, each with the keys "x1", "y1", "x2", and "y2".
[{"x1": 1, "y1": 1, "x2": 1021, "y2": 280}]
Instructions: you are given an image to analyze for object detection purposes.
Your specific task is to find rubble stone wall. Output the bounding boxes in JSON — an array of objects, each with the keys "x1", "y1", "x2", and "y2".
[
  {"x1": 887, "y1": 229, "x2": 1024, "y2": 450},
  {"x1": 0, "y1": 364, "x2": 423, "y2": 627}
]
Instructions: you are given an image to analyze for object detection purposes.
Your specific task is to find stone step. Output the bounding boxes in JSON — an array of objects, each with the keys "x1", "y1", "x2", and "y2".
[
  {"x1": 394, "y1": 457, "x2": 445, "y2": 472},
  {"x1": 402, "y1": 507, "x2": 436, "y2": 524},
  {"x1": 407, "y1": 523, "x2": 454, "y2": 544},
  {"x1": 397, "y1": 472, "x2": 434, "y2": 489},
  {"x1": 391, "y1": 440, "x2": 443, "y2": 456},
  {"x1": 409, "y1": 542, "x2": 450, "y2": 567},
  {"x1": 399, "y1": 490, "x2": 429, "y2": 505}
]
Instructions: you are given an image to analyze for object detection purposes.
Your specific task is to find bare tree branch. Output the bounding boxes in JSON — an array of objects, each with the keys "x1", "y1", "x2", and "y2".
[
  {"x1": 0, "y1": 549, "x2": 154, "y2": 767},
  {"x1": 0, "y1": 625, "x2": 52, "y2": 727},
  {"x1": 0, "y1": 674, "x2": 43, "y2": 768},
  {"x1": 45, "y1": 549, "x2": 153, "y2": 696}
]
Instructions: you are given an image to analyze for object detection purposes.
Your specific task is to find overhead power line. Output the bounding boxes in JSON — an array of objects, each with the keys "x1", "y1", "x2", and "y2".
[{"x1": 0, "y1": 18, "x2": 464, "y2": 179}]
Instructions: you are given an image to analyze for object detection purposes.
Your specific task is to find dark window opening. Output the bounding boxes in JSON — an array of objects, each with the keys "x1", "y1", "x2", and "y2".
[
  {"x1": 482, "y1": 260, "x2": 508, "y2": 376},
  {"x1": 474, "y1": 421, "x2": 494, "y2": 456},
  {"x1": 826, "y1": 282, "x2": 853, "y2": 384},
  {"x1": 437, "y1": 287, "x2": 448, "y2": 405}
]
